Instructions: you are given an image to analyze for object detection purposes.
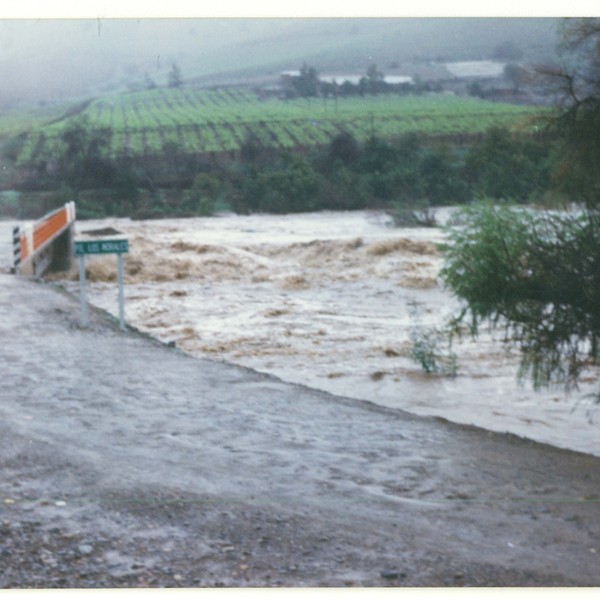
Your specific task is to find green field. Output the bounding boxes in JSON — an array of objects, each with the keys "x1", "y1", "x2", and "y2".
[{"x1": 10, "y1": 88, "x2": 546, "y2": 165}]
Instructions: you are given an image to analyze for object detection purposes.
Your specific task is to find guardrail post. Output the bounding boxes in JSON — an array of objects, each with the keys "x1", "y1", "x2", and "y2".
[{"x1": 12, "y1": 226, "x2": 20, "y2": 272}]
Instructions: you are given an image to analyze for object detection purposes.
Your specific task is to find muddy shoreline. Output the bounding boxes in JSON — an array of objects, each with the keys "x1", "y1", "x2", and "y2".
[{"x1": 2, "y1": 273, "x2": 600, "y2": 587}]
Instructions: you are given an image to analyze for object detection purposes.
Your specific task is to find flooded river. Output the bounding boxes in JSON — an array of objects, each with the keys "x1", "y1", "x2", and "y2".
[{"x1": 3, "y1": 211, "x2": 599, "y2": 456}]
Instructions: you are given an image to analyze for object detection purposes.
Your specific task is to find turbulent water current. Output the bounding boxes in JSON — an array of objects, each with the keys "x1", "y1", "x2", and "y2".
[{"x1": 3, "y1": 210, "x2": 599, "y2": 456}]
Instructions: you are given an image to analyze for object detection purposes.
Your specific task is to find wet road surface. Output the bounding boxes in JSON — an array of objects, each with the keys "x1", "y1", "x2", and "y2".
[{"x1": 1, "y1": 273, "x2": 600, "y2": 587}]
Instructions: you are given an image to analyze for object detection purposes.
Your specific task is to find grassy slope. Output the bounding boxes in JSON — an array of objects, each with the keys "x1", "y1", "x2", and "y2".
[
  {"x1": 10, "y1": 89, "x2": 547, "y2": 164},
  {"x1": 0, "y1": 18, "x2": 557, "y2": 165}
]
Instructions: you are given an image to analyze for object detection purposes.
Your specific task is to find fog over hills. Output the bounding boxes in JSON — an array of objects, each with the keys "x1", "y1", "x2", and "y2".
[{"x1": 0, "y1": 18, "x2": 561, "y2": 109}]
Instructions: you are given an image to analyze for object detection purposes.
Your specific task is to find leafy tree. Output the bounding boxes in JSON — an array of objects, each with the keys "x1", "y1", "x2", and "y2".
[
  {"x1": 56, "y1": 118, "x2": 114, "y2": 190},
  {"x1": 339, "y1": 80, "x2": 356, "y2": 96},
  {"x1": 168, "y1": 63, "x2": 183, "y2": 88},
  {"x1": 240, "y1": 153, "x2": 321, "y2": 213},
  {"x1": 388, "y1": 199, "x2": 438, "y2": 228},
  {"x1": 359, "y1": 136, "x2": 398, "y2": 175},
  {"x1": 1, "y1": 132, "x2": 26, "y2": 162},
  {"x1": 464, "y1": 126, "x2": 550, "y2": 202},
  {"x1": 440, "y1": 19, "x2": 600, "y2": 397},
  {"x1": 292, "y1": 63, "x2": 320, "y2": 98},
  {"x1": 266, "y1": 154, "x2": 322, "y2": 213},
  {"x1": 318, "y1": 162, "x2": 370, "y2": 210},
  {"x1": 441, "y1": 203, "x2": 600, "y2": 392},
  {"x1": 419, "y1": 146, "x2": 470, "y2": 205},
  {"x1": 357, "y1": 77, "x2": 368, "y2": 97},
  {"x1": 467, "y1": 80, "x2": 486, "y2": 98},
  {"x1": 144, "y1": 73, "x2": 157, "y2": 90},
  {"x1": 356, "y1": 134, "x2": 426, "y2": 205},
  {"x1": 182, "y1": 173, "x2": 220, "y2": 216},
  {"x1": 112, "y1": 160, "x2": 142, "y2": 209},
  {"x1": 327, "y1": 131, "x2": 360, "y2": 167},
  {"x1": 538, "y1": 18, "x2": 600, "y2": 210},
  {"x1": 366, "y1": 63, "x2": 385, "y2": 94}
]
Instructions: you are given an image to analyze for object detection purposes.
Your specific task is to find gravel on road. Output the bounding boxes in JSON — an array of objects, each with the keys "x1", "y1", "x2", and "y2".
[{"x1": 1, "y1": 274, "x2": 600, "y2": 588}]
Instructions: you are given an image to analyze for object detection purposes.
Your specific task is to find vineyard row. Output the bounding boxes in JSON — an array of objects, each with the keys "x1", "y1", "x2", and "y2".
[{"x1": 14, "y1": 89, "x2": 545, "y2": 165}]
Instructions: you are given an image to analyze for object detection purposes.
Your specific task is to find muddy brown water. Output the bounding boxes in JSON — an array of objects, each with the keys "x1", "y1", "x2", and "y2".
[{"x1": 39, "y1": 211, "x2": 600, "y2": 458}]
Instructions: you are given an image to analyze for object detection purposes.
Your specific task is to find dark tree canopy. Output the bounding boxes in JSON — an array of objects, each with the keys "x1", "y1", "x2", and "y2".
[
  {"x1": 539, "y1": 18, "x2": 600, "y2": 209},
  {"x1": 292, "y1": 63, "x2": 320, "y2": 98},
  {"x1": 168, "y1": 63, "x2": 183, "y2": 88},
  {"x1": 56, "y1": 118, "x2": 114, "y2": 190}
]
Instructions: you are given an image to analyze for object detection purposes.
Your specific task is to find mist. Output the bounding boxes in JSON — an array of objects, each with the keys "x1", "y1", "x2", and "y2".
[{"x1": 0, "y1": 18, "x2": 560, "y2": 109}]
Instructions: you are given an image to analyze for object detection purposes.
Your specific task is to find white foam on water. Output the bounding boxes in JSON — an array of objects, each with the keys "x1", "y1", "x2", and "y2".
[{"x1": 43, "y1": 210, "x2": 600, "y2": 457}]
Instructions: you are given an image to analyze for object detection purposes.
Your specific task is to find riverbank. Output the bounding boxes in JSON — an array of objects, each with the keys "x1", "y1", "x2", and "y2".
[
  {"x1": 50, "y1": 211, "x2": 600, "y2": 458},
  {"x1": 2, "y1": 272, "x2": 600, "y2": 587}
]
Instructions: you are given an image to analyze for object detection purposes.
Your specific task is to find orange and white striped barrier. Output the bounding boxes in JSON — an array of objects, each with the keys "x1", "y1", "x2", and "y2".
[{"x1": 13, "y1": 201, "x2": 76, "y2": 276}]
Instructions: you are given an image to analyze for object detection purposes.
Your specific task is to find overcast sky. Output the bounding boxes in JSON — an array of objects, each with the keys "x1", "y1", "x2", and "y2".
[
  {"x1": 0, "y1": 16, "x2": 566, "y2": 110},
  {"x1": 0, "y1": 0, "x2": 596, "y2": 19}
]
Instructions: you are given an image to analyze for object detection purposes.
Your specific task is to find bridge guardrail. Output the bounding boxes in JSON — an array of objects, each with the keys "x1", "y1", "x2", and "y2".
[{"x1": 13, "y1": 201, "x2": 76, "y2": 276}]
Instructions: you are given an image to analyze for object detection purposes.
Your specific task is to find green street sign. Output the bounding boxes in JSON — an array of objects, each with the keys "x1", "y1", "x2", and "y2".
[
  {"x1": 74, "y1": 239, "x2": 129, "y2": 255},
  {"x1": 75, "y1": 237, "x2": 129, "y2": 331}
]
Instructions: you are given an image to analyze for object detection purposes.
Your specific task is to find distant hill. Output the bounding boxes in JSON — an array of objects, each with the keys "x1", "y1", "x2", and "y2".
[{"x1": 0, "y1": 18, "x2": 561, "y2": 109}]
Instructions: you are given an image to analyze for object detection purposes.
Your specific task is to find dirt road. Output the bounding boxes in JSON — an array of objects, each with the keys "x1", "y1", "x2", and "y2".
[{"x1": 1, "y1": 273, "x2": 600, "y2": 587}]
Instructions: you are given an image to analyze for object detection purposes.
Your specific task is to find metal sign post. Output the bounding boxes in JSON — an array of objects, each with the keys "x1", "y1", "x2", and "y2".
[
  {"x1": 78, "y1": 253, "x2": 89, "y2": 327},
  {"x1": 117, "y1": 252, "x2": 125, "y2": 331},
  {"x1": 74, "y1": 239, "x2": 129, "y2": 331}
]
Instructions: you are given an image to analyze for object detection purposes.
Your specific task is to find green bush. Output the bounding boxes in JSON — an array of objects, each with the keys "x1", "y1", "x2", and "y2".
[
  {"x1": 317, "y1": 162, "x2": 371, "y2": 210},
  {"x1": 182, "y1": 173, "x2": 220, "y2": 216},
  {"x1": 464, "y1": 127, "x2": 551, "y2": 202},
  {"x1": 388, "y1": 200, "x2": 437, "y2": 228},
  {"x1": 409, "y1": 309, "x2": 457, "y2": 376},
  {"x1": 440, "y1": 202, "x2": 600, "y2": 391},
  {"x1": 239, "y1": 153, "x2": 322, "y2": 214}
]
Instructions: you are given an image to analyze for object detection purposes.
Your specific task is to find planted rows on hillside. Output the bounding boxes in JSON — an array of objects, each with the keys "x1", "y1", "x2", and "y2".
[{"x1": 13, "y1": 88, "x2": 545, "y2": 165}]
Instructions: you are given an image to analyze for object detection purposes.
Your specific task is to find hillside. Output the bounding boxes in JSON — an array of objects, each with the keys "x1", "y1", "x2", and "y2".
[
  {"x1": 0, "y1": 18, "x2": 558, "y2": 216},
  {"x1": 0, "y1": 18, "x2": 561, "y2": 109},
  {"x1": 6, "y1": 89, "x2": 545, "y2": 168}
]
